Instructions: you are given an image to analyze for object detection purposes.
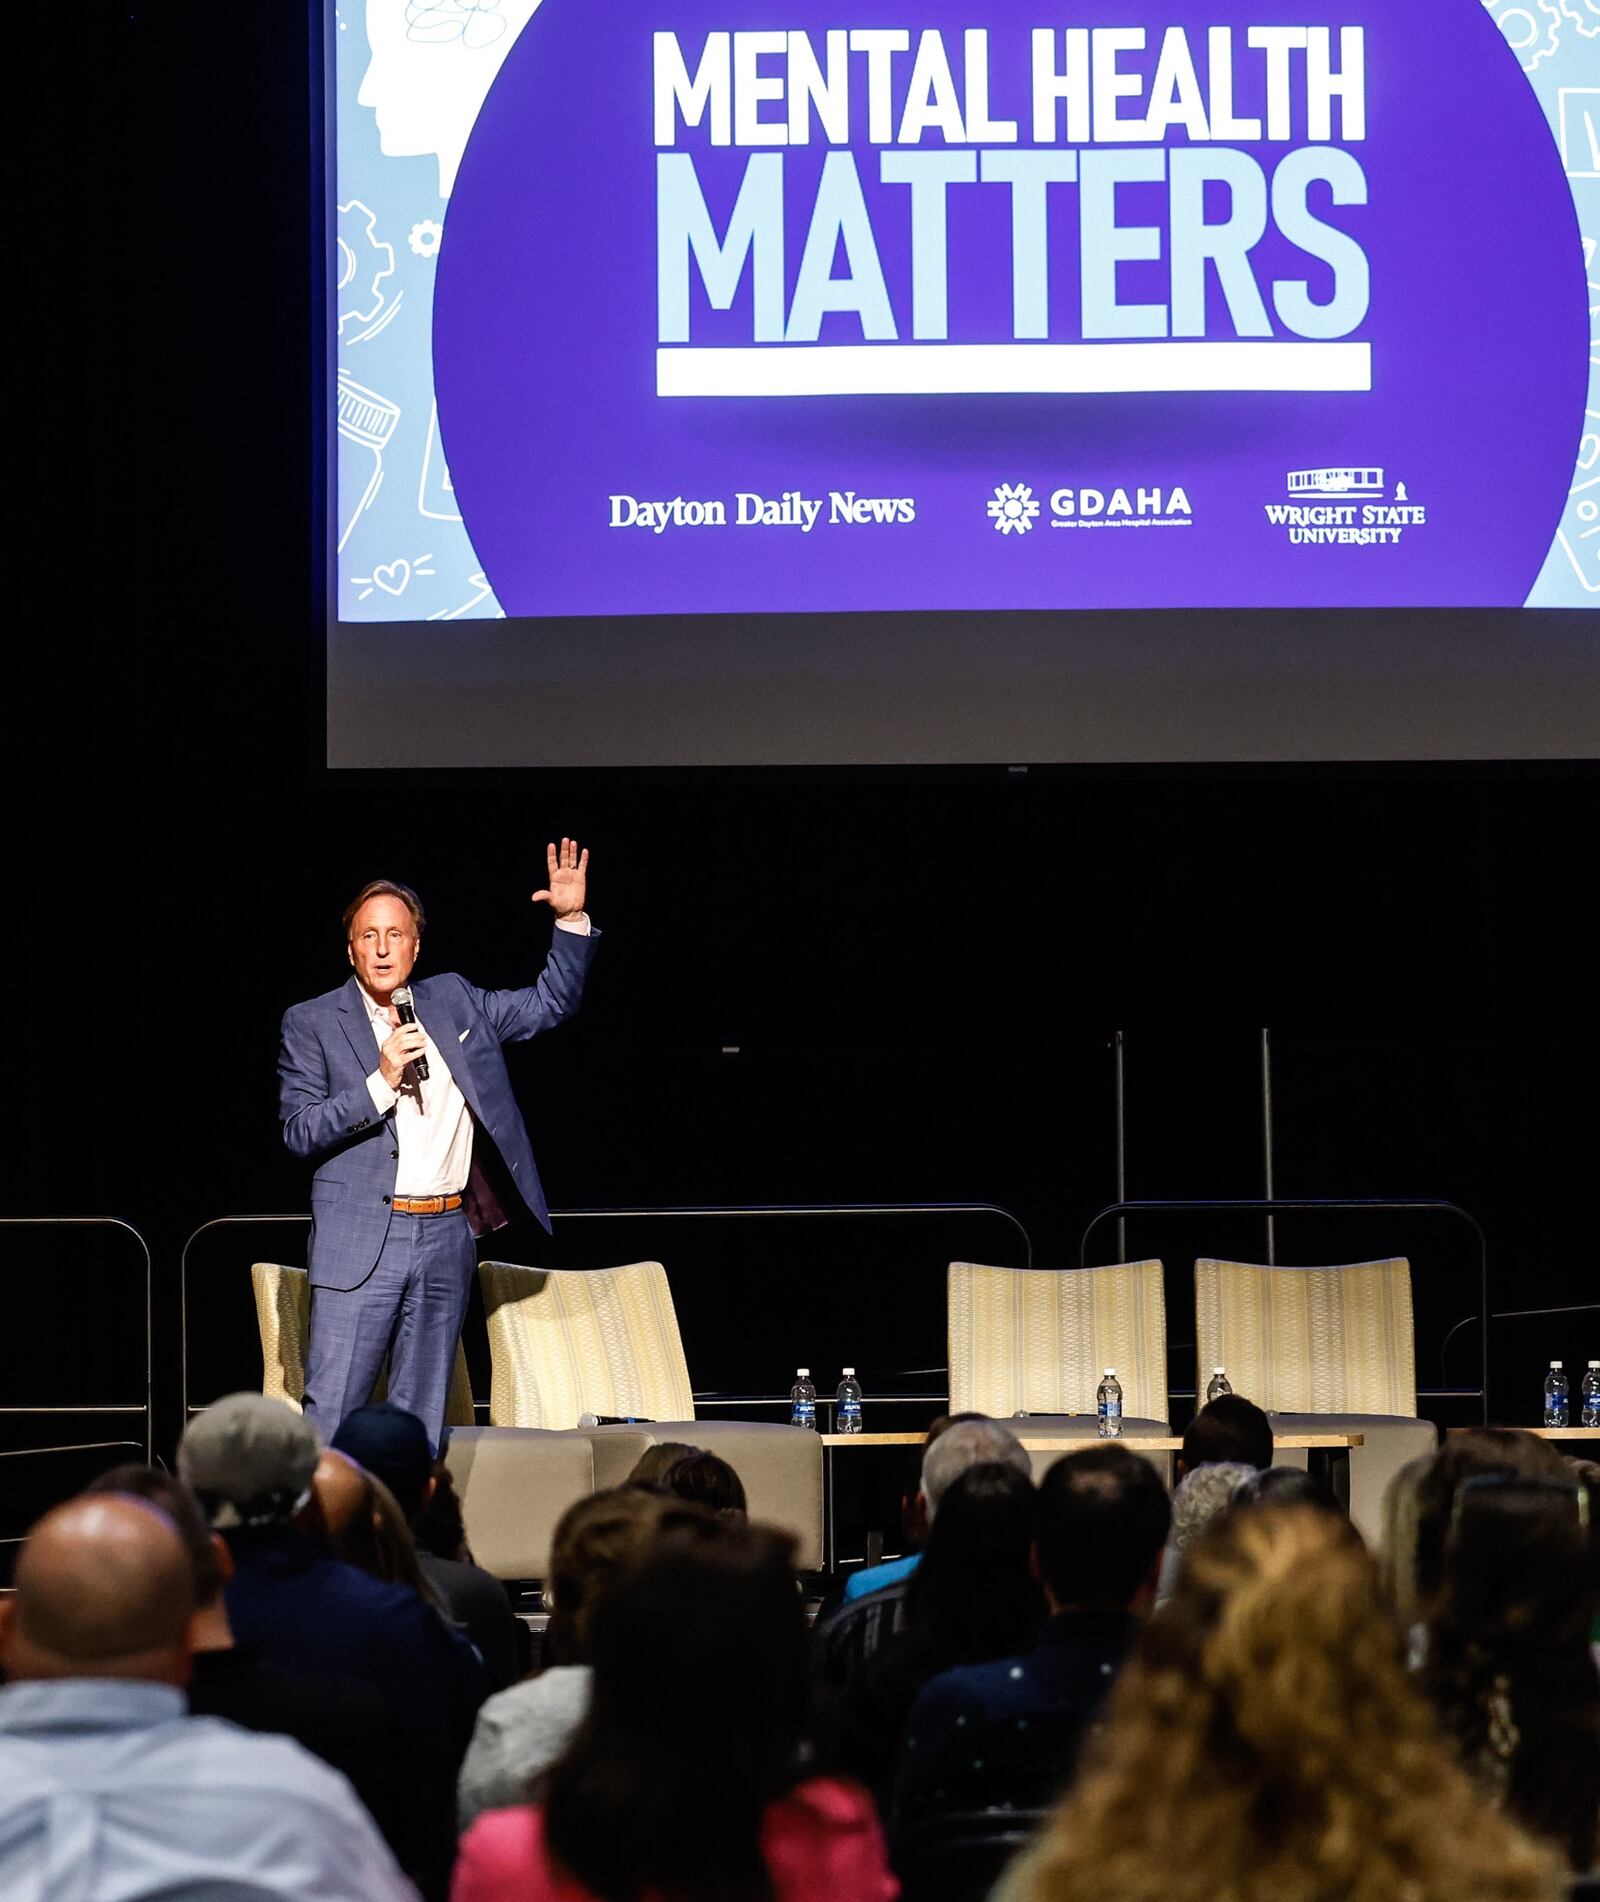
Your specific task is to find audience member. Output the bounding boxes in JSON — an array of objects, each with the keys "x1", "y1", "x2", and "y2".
[
  {"x1": 820, "y1": 1460, "x2": 1046, "y2": 1809},
  {"x1": 82, "y1": 1463, "x2": 415, "y2": 1868},
  {"x1": 657, "y1": 1448, "x2": 748, "y2": 1518},
  {"x1": 316, "y1": 1446, "x2": 449, "y2": 1614},
  {"x1": 843, "y1": 1412, "x2": 992, "y2": 1603},
  {"x1": 1410, "y1": 1429, "x2": 1573, "y2": 1613},
  {"x1": 1571, "y1": 1457, "x2": 1600, "y2": 1651},
  {"x1": 335, "y1": 1403, "x2": 527, "y2": 1691},
  {"x1": 1416, "y1": 1452, "x2": 1599, "y2": 1871},
  {"x1": 458, "y1": 1487, "x2": 672, "y2": 1830},
  {"x1": 623, "y1": 1441, "x2": 699, "y2": 1486},
  {"x1": 453, "y1": 1515, "x2": 896, "y2": 1902},
  {"x1": 0, "y1": 1494, "x2": 413, "y2": 1901},
  {"x1": 994, "y1": 1504, "x2": 1562, "y2": 1902},
  {"x1": 1229, "y1": 1463, "x2": 1341, "y2": 1515},
  {"x1": 1154, "y1": 1461, "x2": 1254, "y2": 1604},
  {"x1": 1378, "y1": 1451, "x2": 1435, "y2": 1635},
  {"x1": 893, "y1": 1443, "x2": 1171, "y2": 1839},
  {"x1": 415, "y1": 1455, "x2": 471, "y2": 1559},
  {"x1": 815, "y1": 1417, "x2": 1034, "y2": 1687},
  {"x1": 1178, "y1": 1393, "x2": 1273, "y2": 1479},
  {"x1": 179, "y1": 1392, "x2": 487, "y2": 1895}
]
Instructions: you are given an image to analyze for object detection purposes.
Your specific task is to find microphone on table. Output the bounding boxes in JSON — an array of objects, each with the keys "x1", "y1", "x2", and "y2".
[{"x1": 391, "y1": 986, "x2": 430, "y2": 1082}]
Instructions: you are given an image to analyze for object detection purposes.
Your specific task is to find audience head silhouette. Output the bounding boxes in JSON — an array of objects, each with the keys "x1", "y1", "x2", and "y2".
[
  {"x1": 622, "y1": 1441, "x2": 699, "y2": 1487},
  {"x1": 906, "y1": 1458, "x2": 1045, "y2": 1661},
  {"x1": 0, "y1": 1496, "x2": 195, "y2": 1686},
  {"x1": 657, "y1": 1449, "x2": 748, "y2": 1519},
  {"x1": 177, "y1": 1392, "x2": 320, "y2": 1529},
  {"x1": 1179, "y1": 1393, "x2": 1273, "y2": 1476},
  {"x1": 543, "y1": 1513, "x2": 809, "y2": 1901},
  {"x1": 1011, "y1": 1503, "x2": 1560, "y2": 1902},
  {"x1": 83, "y1": 1463, "x2": 228, "y2": 1610},
  {"x1": 1418, "y1": 1452, "x2": 1599, "y2": 1871},
  {"x1": 332, "y1": 1402, "x2": 435, "y2": 1522},
  {"x1": 919, "y1": 1416, "x2": 1031, "y2": 1520},
  {"x1": 1037, "y1": 1444, "x2": 1171, "y2": 1611},
  {"x1": 544, "y1": 1486, "x2": 673, "y2": 1667}
]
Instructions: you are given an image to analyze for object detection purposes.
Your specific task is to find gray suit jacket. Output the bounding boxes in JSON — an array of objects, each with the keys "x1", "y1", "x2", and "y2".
[{"x1": 277, "y1": 931, "x2": 598, "y2": 1291}]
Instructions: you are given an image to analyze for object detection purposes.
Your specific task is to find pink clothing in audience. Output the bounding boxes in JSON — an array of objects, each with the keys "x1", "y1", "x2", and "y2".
[{"x1": 452, "y1": 1776, "x2": 898, "y2": 1902}]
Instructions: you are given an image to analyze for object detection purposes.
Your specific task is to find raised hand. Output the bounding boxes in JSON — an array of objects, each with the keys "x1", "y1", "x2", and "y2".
[{"x1": 532, "y1": 837, "x2": 589, "y2": 920}]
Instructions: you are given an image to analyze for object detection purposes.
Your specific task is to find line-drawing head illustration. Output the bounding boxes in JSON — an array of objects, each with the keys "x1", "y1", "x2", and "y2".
[{"x1": 357, "y1": 0, "x2": 547, "y2": 198}]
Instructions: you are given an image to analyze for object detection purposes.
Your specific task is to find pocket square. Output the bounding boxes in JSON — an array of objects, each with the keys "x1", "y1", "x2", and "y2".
[{"x1": 458, "y1": 1028, "x2": 471, "y2": 1043}]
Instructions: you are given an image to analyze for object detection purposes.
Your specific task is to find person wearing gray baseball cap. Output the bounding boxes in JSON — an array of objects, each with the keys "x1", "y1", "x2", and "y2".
[
  {"x1": 180, "y1": 1392, "x2": 487, "y2": 1900},
  {"x1": 178, "y1": 1393, "x2": 321, "y2": 1529}
]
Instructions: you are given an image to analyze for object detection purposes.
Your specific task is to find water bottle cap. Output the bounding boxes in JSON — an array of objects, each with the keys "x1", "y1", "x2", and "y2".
[
  {"x1": 842, "y1": 1367, "x2": 855, "y2": 1377},
  {"x1": 1589, "y1": 1361, "x2": 1599, "y2": 1369},
  {"x1": 1551, "y1": 1360, "x2": 1563, "y2": 1369},
  {"x1": 1104, "y1": 1367, "x2": 1116, "y2": 1377},
  {"x1": 796, "y1": 1368, "x2": 809, "y2": 1378},
  {"x1": 1212, "y1": 1367, "x2": 1226, "y2": 1375}
]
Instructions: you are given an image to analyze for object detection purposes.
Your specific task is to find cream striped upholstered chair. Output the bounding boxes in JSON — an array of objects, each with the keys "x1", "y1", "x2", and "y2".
[
  {"x1": 250, "y1": 1261, "x2": 594, "y2": 1581},
  {"x1": 249, "y1": 1261, "x2": 476, "y2": 1427},
  {"x1": 477, "y1": 1260, "x2": 823, "y2": 1568},
  {"x1": 1193, "y1": 1257, "x2": 1437, "y2": 1542},
  {"x1": 948, "y1": 1260, "x2": 1171, "y2": 1479}
]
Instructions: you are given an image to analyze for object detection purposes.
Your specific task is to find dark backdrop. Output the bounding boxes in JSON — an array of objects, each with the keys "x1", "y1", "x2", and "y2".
[{"x1": 25, "y1": 3, "x2": 1597, "y2": 1466}]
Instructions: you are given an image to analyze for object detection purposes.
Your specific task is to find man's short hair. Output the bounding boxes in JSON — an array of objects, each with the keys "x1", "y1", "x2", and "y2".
[
  {"x1": 1036, "y1": 1445, "x2": 1172, "y2": 1607},
  {"x1": 920, "y1": 1418, "x2": 1031, "y2": 1519},
  {"x1": 85, "y1": 1465, "x2": 225, "y2": 1608},
  {"x1": 1183, "y1": 1393, "x2": 1274, "y2": 1473},
  {"x1": 342, "y1": 880, "x2": 426, "y2": 940}
]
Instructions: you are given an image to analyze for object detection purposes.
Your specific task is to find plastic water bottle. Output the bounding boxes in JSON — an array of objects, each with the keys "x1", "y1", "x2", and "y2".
[
  {"x1": 789, "y1": 1369, "x2": 817, "y2": 1431},
  {"x1": 1097, "y1": 1369, "x2": 1123, "y2": 1439},
  {"x1": 1206, "y1": 1367, "x2": 1233, "y2": 1403},
  {"x1": 1583, "y1": 1361, "x2": 1600, "y2": 1430},
  {"x1": 1543, "y1": 1360, "x2": 1570, "y2": 1430},
  {"x1": 836, "y1": 1368, "x2": 864, "y2": 1435}
]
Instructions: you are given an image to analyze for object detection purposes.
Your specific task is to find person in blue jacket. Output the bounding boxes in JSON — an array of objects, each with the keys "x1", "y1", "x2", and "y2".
[{"x1": 277, "y1": 841, "x2": 598, "y2": 1442}]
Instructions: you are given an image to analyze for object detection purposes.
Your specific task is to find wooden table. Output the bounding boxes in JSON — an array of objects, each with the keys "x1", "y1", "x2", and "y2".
[
  {"x1": 1446, "y1": 1425, "x2": 1600, "y2": 1440},
  {"x1": 818, "y1": 1429, "x2": 1366, "y2": 1572}
]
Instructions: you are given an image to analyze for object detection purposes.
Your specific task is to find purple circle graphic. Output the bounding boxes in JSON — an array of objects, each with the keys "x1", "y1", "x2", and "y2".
[{"x1": 435, "y1": 0, "x2": 1586, "y2": 613}]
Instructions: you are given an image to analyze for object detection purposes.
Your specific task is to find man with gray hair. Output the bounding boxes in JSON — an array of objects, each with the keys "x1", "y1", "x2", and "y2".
[
  {"x1": 0, "y1": 1493, "x2": 413, "y2": 1900},
  {"x1": 844, "y1": 1413, "x2": 1032, "y2": 1605},
  {"x1": 814, "y1": 1415, "x2": 1033, "y2": 1693},
  {"x1": 1155, "y1": 1460, "x2": 1256, "y2": 1604}
]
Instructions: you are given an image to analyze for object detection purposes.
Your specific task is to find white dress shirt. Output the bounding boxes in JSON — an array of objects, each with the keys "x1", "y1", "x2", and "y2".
[{"x1": 361, "y1": 917, "x2": 591, "y2": 1198}]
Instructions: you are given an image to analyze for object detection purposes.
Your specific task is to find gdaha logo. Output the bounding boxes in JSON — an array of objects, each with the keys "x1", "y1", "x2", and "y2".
[{"x1": 434, "y1": 0, "x2": 1588, "y2": 616}]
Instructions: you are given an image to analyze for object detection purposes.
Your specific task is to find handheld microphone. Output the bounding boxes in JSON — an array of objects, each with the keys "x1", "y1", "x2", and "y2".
[{"x1": 391, "y1": 986, "x2": 430, "y2": 1082}]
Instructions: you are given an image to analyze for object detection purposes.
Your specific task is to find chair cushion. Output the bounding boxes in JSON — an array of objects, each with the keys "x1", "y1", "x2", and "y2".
[{"x1": 441, "y1": 1427, "x2": 595, "y2": 1581}]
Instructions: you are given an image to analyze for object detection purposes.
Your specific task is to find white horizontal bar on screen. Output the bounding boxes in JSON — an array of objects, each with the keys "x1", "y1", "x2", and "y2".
[{"x1": 656, "y1": 341, "x2": 1371, "y2": 398}]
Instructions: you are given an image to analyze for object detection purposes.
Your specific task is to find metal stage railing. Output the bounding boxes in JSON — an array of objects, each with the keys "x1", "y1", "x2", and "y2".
[
  {"x1": 1079, "y1": 1197, "x2": 1490, "y2": 1423},
  {"x1": 0, "y1": 1218, "x2": 153, "y2": 1461},
  {"x1": 181, "y1": 1201, "x2": 1034, "y2": 1420}
]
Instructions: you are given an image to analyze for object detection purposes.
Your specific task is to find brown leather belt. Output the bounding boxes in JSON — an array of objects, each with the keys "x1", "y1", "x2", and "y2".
[{"x1": 390, "y1": 1194, "x2": 463, "y2": 1216}]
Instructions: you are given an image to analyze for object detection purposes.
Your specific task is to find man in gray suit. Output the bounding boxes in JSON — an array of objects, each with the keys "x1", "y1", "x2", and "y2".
[{"x1": 277, "y1": 841, "x2": 598, "y2": 1443}]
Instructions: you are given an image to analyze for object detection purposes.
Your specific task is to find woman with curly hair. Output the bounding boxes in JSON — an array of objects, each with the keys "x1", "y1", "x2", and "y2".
[{"x1": 997, "y1": 1503, "x2": 1562, "y2": 1902}]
